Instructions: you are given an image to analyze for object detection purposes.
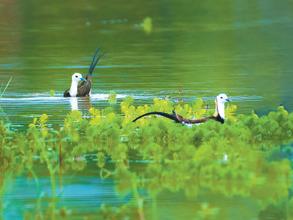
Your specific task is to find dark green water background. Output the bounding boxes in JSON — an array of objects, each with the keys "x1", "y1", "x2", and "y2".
[
  {"x1": 1, "y1": 0, "x2": 293, "y2": 126},
  {"x1": 1, "y1": 0, "x2": 293, "y2": 219}
]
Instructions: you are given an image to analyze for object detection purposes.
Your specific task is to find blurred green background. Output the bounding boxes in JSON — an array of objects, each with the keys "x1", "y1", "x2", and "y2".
[{"x1": 1, "y1": 0, "x2": 293, "y2": 124}]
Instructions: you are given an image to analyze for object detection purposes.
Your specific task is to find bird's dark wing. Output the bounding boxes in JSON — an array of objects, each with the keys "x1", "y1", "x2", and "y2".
[
  {"x1": 63, "y1": 89, "x2": 70, "y2": 97},
  {"x1": 77, "y1": 80, "x2": 92, "y2": 97}
]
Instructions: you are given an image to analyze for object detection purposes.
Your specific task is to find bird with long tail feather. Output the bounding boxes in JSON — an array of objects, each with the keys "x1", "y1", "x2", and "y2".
[
  {"x1": 64, "y1": 49, "x2": 104, "y2": 97},
  {"x1": 133, "y1": 93, "x2": 230, "y2": 124}
]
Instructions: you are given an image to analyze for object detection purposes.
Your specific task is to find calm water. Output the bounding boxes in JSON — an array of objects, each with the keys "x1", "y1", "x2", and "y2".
[
  {"x1": 1, "y1": 0, "x2": 293, "y2": 127},
  {"x1": 1, "y1": 0, "x2": 293, "y2": 219}
]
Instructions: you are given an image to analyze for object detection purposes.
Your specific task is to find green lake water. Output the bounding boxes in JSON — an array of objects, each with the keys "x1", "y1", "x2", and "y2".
[{"x1": 1, "y1": 0, "x2": 293, "y2": 219}]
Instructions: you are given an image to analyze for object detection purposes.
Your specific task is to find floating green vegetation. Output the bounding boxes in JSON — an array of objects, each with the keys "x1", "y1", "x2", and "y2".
[
  {"x1": 108, "y1": 91, "x2": 117, "y2": 104},
  {"x1": 49, "y1": 89, "x2": 55, "y2": 97},
  {"x1": 142, "y1": 17, "x2": 153, "y2": 34},
  {"x1": 1, "y1": 96, "x2": 293, "y2": 219}
]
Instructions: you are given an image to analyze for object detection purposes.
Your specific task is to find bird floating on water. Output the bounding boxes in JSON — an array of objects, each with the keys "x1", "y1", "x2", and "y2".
[
  {"x1": 63, "y1": 49, "x2": 103, "y2": 97},
  {"x1": 133, "y1": 93, "x2": 230, "y2": 124}
]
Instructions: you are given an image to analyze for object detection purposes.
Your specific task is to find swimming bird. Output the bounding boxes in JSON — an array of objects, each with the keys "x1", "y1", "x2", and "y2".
[
  {"x1": 63, "y1": 49, "x2": 103, "y2": 97},
  {"x1": 132, "y1": 93, "x2": 230, "y2": 124}
]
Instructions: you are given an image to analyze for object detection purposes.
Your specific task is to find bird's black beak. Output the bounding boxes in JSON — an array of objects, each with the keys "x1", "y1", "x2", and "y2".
[
  {"x1": 80, "y1": 77, "x2": 86, "y2": 81},
  {"x1": 226, "y1": 98, "x2": 231, "y2": 102}
]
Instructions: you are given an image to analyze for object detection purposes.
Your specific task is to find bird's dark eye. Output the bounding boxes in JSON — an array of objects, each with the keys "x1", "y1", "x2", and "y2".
[
  {"x1": 220, "y1": 96, "x2": 223, "y2": 99},
  {"x1": 75, "y1": 75, "x2": 78, "y2": 78}
]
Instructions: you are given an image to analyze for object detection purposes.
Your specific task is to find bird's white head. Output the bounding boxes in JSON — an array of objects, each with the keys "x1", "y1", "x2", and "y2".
[
  {"x1": 216, "y1": 93, "x2": 230, "y2": 104},
  {"x1": 71, "y1": 73, "x2": 86, "y2": 83},
  {"x1": 214, "y1": 93, "x2": 230, "y2": 119}
]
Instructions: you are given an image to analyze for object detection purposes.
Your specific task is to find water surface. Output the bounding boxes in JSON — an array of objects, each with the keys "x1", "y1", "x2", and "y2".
[{"x1": 1, "y1": 0, "x2": 293, "y2": 126}]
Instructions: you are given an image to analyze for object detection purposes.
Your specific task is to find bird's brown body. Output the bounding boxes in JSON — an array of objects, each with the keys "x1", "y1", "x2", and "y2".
[
  {"x1": 132, "y1": 111, "x2": 225, "y2": 124},
  {"x1": 63, "y1": 77, "x2": 92, "y2": 97}
]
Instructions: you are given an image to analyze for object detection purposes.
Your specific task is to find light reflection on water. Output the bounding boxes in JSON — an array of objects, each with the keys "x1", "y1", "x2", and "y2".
[
  {"x1": 4, "y1": 176, "x2": 127, "y2": 219},
  {"x1": 4, "y1": 163, "x2": 290, "y2": 220}
]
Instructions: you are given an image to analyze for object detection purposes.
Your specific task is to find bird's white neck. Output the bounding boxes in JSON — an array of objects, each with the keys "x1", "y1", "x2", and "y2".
[
  {"x1": 69, "y1": 80, "x2": 78, "y2": 97},
  {"x1": 214, "y1": 101, "x2": 225, "y2": 119}
]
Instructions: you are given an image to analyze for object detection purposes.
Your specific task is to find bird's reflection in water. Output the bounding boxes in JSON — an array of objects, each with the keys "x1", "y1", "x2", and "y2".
[
  {"x1": 69, "y1": 97, "x2": 78, "y2": 110},
  {"x1": 69, "y1": 97, "x2": 92, "y2": 111}
]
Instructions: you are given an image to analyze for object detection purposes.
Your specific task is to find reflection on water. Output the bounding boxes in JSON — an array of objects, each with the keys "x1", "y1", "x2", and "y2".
[
  {"x1": 4, "y1": 175, "x2": 259, "y2": 219},
  {"x1": 2, "y1": 157, "x2": 292, "y2": 220},
  {"x1": 69, "y1": 97, "x2": 79, "y2": 111},
  {"x1": 4, "y1": 175, "x2": 125, "y2": 219},
  {"x1": 69, "y1": 97, "x2": 93, "y2": 111}
]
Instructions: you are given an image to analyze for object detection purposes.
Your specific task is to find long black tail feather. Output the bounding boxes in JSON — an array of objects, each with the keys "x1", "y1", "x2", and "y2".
[
  {"x1": 88, "y1": 48, "x2": 104, "y2": 75},
  {"x1": 132, "y1": 111, "x2": 180, "y2": 123}
]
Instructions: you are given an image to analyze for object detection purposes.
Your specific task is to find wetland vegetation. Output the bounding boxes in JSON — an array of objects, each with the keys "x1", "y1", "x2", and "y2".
[{"x1": 1, "y1": 96, "x2": 293, "y2": 219}]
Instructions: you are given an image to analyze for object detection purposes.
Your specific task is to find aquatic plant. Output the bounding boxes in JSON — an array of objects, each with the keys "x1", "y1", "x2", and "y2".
[
  {"x1": 1, "y1": 96, "x2": 293, "y2": 219},
  {"x1": 0, "y1": 77, "x2": 13, "y2": 126},
  {"x1": 50, "y1": 90, "x2": 55, "y2": 97},
  {"x1": 142, "y1": 17, "x2": 153, "y2": 34},
  {"x1": 108, "y1": 91, "x2": 117, "y2": 105}
]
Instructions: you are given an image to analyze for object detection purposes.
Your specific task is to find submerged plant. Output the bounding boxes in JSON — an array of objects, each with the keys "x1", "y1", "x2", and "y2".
[{"x1": 0, "y1": 76, "x2": 12, "y2": 98}]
